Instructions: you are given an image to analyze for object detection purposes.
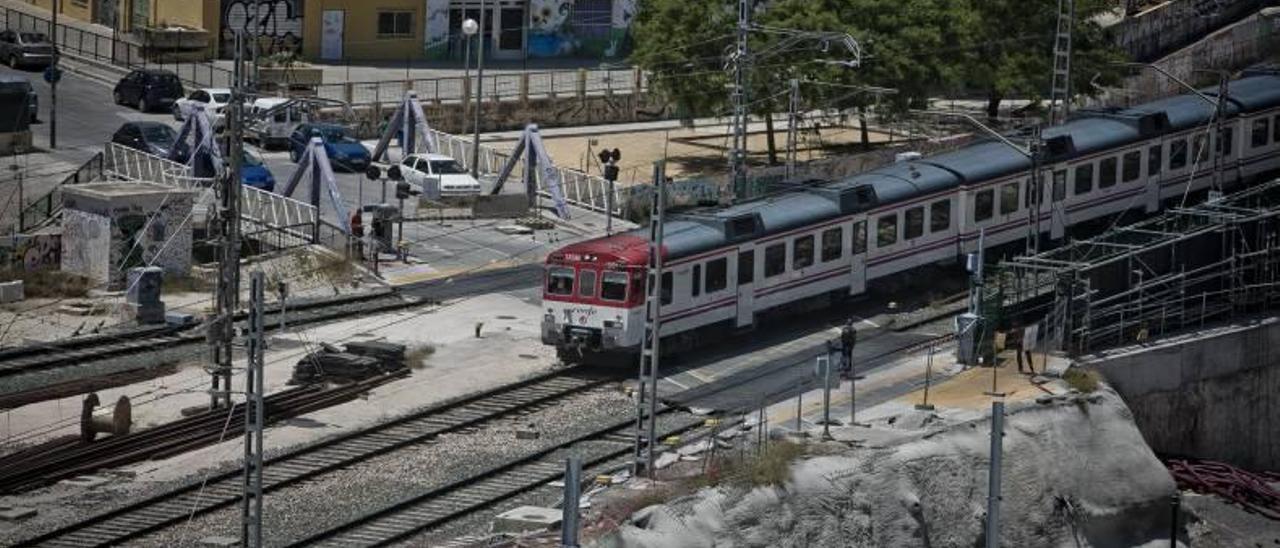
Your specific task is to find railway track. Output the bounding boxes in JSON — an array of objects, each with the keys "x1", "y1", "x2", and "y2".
[
  {"x1": 290, "y1": 408, "x2": 708, "y2": 547},
  {"x1": 16, "y1": 368, "x2": 614, "y2": 548},
  {"x1": 0, "y1": 290, "x2": 420, "y2": 381}
]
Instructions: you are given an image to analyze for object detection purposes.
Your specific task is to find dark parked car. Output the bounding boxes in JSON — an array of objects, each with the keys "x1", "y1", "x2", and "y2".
[
  {"x1": 288, "y1": 123, "x2": 370, "y2": 172},
  {"x1": 0, "y1": 31, "x2": 54, "y2": 68},
  {"x1": 0, "y1": 75, "x2": 37, "y2": 127},
  {"x1": 113, "y1": 69, "x2": 184, "y2": 113},
  {"x1": 111, "y1": 121, "x2": 189, "y2": 162}
]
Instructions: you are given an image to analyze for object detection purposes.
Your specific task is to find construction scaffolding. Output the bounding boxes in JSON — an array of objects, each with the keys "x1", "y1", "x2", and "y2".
[{"x1": 984, "y1": 179, "x2": 1280, "y2": 356}]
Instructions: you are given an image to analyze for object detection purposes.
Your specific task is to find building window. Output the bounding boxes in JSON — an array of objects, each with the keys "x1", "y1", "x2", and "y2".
[
  {"x1": 378, "y1": 11, "x2": 414, "y2": 37},
  {"x1": 1122, "y1": 151, "x2": 1141, "y2": 182},
  {"x1": 1099, "y1": 157, "x2": 1117, "y2": 188},
  {"x1": 974, "y1": 189, "x2": 994, "y2": 222},
  {"x1": 821, "y1": 227, "x2": 843, "y2": 262},
  {"x1": 601, "y1": 271, "x2": 627, "y2": 301},
  {"x1": 660, "y1": 272, "x2": 673, "y2": 305},
  {"x1": 706, "y1": 257, "x2": 728, "y2": 293},
  {"x1": 1148, "y1": 145, "x2": 1162, "y2": 176},
  {"x1": 764, "y1": 244, "x2": 786, "y2": 278},
  {"x1": 691, "y1": 264, "x2": 702, "y2": 297},
  {"x1": 793, "y1": 235, "x2": 815, "y2": 269},
  {"x1": 1170, "y1": 139, "x2": 1188, "y2": 170},
  {"x1": 737, "y1": 250, "x2": 755, "y2": 285},
  {"x1": 852, "y1": 221, "x2": 867, "y2": 254},
  {"x1": 930, "y1": 199, "x2": 950, "y2": 232},
  {"x1": 1253, "y1": 118, "x2": 1270, "y2": 148},
  {"x1": 1074, "y1": 163, "x2": 1093, "y2": 195},
  {"x1": 876, "y1": 214, "x2": 897, "y2": 248},
  {"x1": 999, "y1": 183, "x2": 1019, "y2": 215},
  {"x1": 905, "y1": 206, "x2": 924, "y2": 240},
  {"x1": 578, "y1": 270, "x2": 596, "y2": 298}
]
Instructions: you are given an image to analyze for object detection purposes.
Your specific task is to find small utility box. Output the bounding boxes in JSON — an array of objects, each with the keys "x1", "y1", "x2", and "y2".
[{"x1": 61, "y1": 183, "x2": 194, "y2": 290}]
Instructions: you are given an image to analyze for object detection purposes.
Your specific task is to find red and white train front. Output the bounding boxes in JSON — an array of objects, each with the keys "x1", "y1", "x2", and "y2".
[{"x1": 541, "y1": 234, "x2": 649, "y2": 357}]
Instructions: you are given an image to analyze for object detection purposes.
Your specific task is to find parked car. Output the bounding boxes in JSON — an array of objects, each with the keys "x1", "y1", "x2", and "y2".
[
  {"x1": 240, "y1": 149, "x2": 275, "y2": 192},
  {"x1": 173, "y1": 88, "x2": 230, "y2": 127},
  {"x1": 111, "y1": 121, "x2": 189, "y2": 162},
  {"x1": 0, "y1": 75, "x2": 37, "y2": 127},
  {"x1": 246, "y1": 97, "x2": 300, "y2": 150},
  {"x1": 288, "y1": 123, "x2": 370, "y2": 172},
  {"x1": 113, "y1": 69, "x2": 184, "y2": 113},
  {"x1": 397, "y1": 153, "x2": 482, "y2": 198},
  {"x1": 0, "y1": 31, "x2": 54, "y2": 68}
]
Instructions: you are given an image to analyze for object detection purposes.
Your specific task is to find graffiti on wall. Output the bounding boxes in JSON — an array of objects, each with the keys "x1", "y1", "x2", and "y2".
[
  {"x1": 0, "y1": 232, "x2": 61, "y2": 272},
  {"x1": 528, "y1": 0, "x2": 636, "y2": 59},
  {"x1": 221, "y1": 0, "x2": 303, "y2": 57}
]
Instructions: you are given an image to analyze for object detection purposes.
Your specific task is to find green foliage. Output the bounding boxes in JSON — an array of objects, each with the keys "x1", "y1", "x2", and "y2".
[{"x1": 1063, "y1": 367, "x2": 1101, "y2": 393}]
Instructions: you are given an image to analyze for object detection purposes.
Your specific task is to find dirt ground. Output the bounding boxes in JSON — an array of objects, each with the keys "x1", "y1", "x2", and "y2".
[{"x1": 499, "y1": 120, "x2": 900, "y2": 187}]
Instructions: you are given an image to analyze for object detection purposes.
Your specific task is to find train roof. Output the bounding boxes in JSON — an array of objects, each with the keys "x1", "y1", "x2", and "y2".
[{"x1": 551, "y1": 71, "x2": 1280, "y2": 264}]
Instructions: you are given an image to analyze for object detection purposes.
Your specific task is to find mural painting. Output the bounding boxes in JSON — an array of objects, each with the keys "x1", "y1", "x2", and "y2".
[
  {"x1": 221, "y1": 0, "x2": 303, "y2": 57},
  {"x1": 528, "y1": 0, "x2": 636, "y2": 59},
  {"x1": 0, "y1": 232, "x2": 62, "y2": 272},
  {"x1": 424, "y1": 0, "x2": 452, "y2": 59}
]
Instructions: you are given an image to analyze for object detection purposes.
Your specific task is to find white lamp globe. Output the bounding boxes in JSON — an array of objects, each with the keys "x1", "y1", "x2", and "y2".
[{"x1": 462, "y1": 18, "x2": 479, "y2": 36}]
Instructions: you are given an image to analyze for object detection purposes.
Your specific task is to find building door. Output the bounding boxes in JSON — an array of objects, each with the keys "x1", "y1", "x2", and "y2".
[
  {"x1": 320, "y1": 10, "x2": 344, "y2": 61},
  {"x1": 493, "y1": 5, "x2": 524, "y2": 60}
]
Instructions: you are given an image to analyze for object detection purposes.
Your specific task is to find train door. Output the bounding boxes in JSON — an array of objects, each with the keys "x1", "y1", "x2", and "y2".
[
  {"x1": 849, "y1": 217, "x2": 867, "y2": 295},
  {"x1": 1145, "y1": 142, "x2": 1162, "y2": 213},
  {"x1": 735, "y1": 244, "x2": 756, "y2": 328}
]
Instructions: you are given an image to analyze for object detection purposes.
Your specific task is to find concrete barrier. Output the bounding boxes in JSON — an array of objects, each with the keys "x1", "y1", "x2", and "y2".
[{"x1": 473, "y1": 195, "x2": 530, "y2": 219}]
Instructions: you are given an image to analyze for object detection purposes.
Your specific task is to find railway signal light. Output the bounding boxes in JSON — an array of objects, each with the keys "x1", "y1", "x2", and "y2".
[
  {"x1": 599, "y1": 148, "x2": 621, "y2": 182},
  {"x1": 395, "y1": 181, "x2": 418, "y2": 200},
  {"x1": 387, "y1": 165, "x2": 404, "y2": 181},
  {"x1": 365, "y1": 165, "x2": 382, "y2": 181}
]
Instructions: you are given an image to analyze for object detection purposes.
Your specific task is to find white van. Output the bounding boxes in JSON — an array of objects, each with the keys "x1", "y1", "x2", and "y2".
[{"x1": 246, "y1": 97, "x2": 301, "y2": 149}]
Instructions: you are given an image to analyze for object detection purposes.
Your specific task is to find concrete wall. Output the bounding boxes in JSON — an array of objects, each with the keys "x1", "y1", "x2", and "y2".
[
  {"x1": 60, "y1": 183, "x2": 194, "y2": 289},
  {"x1": 1109, "y1": 0, "x2": 1272, "y2": 62},
  {"x1": 301, "y1": 0, "x2": 425, "y2": 61},
  {"x1": 1085, "y1": 318, "x2": 1280, "y2": 472}
]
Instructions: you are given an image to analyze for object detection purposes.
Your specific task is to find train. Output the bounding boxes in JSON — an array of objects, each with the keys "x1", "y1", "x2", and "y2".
[{"x1": 541, "y1": 69, "x2": 1280, "y2": 360}]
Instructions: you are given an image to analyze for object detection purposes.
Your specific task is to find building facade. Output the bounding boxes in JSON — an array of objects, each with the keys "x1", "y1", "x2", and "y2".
[
  {"x1": 24, "y1": 0, "x2": 218, "y2": 34},
  {"x1": 300, "y1": 0, "x2": 637, "y2": 62}
]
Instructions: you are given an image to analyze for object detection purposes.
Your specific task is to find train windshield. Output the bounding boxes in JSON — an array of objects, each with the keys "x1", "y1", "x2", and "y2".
[
  {"x1": 601, "y1": 271, "x2": 628, "y2": 301},
  {"x1": 546, "y1": 267, "x2": 575, "y2": 295}
]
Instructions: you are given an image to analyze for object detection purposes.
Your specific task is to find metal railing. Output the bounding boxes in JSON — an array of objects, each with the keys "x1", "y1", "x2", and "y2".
[
  {"x1": 16, "y1": 151, "x2": 104, "y2": 232},
  {"x1": 241, "y1": 184, "x2": 316, "y2": 249},
  {"x1": 316, "y1": 67, "x2": 645, "y2": 108},
  {"x1": 104, "y1": 143, "x2": 211, "y2": 189}
]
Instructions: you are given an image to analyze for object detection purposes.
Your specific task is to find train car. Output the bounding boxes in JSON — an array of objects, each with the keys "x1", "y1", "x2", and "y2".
[{"x1": 542, "y1": 70, "x2": 1280, "y2": 361}]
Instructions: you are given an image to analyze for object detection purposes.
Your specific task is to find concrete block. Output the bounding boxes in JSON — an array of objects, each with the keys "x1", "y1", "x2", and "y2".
[
  {"x1": 59, "y1": 475, "x2": 111, "y2": 489},
  {"x1": 0, "y1": 505, "x2": 36, "y2": 521},
  {"x1": 165, "y1": 311, "x2": 196, "y2": 326},
  {"x1": 491, "y1": 506, "x2": 561, "y2": 534},
  {"x1": 514, "y1": 426, "x2": 539, "y2": 440},
  {"x1": 126, "y1": 267, "x2": 163, "y2": 305},
  {"x1": 653, "y1": 451, "x2": 680, "y2": 470},
  {"x1": 198, "y1": 536, "x2": 240, "y2": 547},
  {"x1": 131, "y1": 302, "x2": 166, "y2": 325},
  {"x1": 0, "y1": 280, "x2": 22, "y2": 303}
]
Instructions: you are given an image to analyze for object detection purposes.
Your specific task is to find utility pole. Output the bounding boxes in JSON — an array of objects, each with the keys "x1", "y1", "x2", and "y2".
[
  {"x1": 470, "y1": 0, "x2": 487, "y2": 179},
  {"x1": 1048, "y1": 0, "x2": 1075, "y2": 125},
  {"x1": 985, "y1": 400, "x2": 1005, "y2": 548},
  {"x1": 1210, "y1": 73, "x2": 1228, "y2": 199},
  {"x1": 242, "y1": 271, "x2": 266, "y2": 548},
  {"x1": 631, "y1": 161, "x2": 666, "y2": 479},
  {"x1": 210, "y1": 31, "x2": 246, "y2": 410},
  {"x1": 728, "y1": 0, "x2": 751, "y2": 201},
  {"x1": 560, "y1": 456, "x2": 582, "y2": 548},
  {"x1": 48, "y1": 0, "x2": 58, "y2": 149},
  {"x1": 1025, "y1": 125, "x2": 1043, "y2": 258},
  {"x1": 785, "y1": 78, "x2": 799, "y2": 179}
]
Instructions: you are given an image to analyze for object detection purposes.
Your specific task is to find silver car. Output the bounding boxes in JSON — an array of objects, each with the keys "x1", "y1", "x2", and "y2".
[{"x1": 0, "y1": 30, "x2": 54, "y2": 68}]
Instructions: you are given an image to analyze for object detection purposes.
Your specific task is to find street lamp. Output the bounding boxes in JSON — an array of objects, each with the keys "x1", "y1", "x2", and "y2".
[
  {"x1": 461, "y1": 18, "x2": 478, "y2": 139},
  {"x1": 471, "y1": 1, "x2": 487, "y2": 179}
]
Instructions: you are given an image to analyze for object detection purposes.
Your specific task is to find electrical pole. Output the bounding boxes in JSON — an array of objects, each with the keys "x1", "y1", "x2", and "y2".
[
  {"x1": 1025, "y1": 125, "x2": 1043, "y2": 258},
  {"x1": 48, "y1": 0, "x2": 58, "y2": 149},
  {"x1": 728, "y1": 0, "x2": 751, "y2": 202},
  {"x1": 470, "y1": 0, "x2": 487, "y2": 179},
  {"x1": 632, "y1": 161, "x2": 666, "y2": 479},
  {"x1": 210, "y1": 31, "x2": 245, "y2": 410},
  {"x1": 242, "y1": 271, "x2": 266, "y2": 548},
  {"x1": 785, "y1": 78, "x2": 799, "y2": 178},
  {"x1": 985, "y1": 400, "x2": 1005, "y2": 548},
  {"x1": 1048, "y1": 0, "x2": 1074, "y2": 126}
]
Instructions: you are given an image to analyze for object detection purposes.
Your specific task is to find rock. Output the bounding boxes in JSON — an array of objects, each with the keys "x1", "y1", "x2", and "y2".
[
  {"x1": 1036, "y1": 395, "x2": 1054, "y2": 405},
  {"x1": 198, "y1": 537, "x2": 239, "y2": 547},
  {"x1": 676, "y1": 439, "x2": 712, "y2": 456},
  {"x1": 654, "y1": 452, "x2": 680, "y2": 469}
]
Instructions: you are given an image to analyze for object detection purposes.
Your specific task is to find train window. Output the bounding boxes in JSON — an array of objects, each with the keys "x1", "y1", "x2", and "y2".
[
  {"x1": 1148, "y1": 145, "x2": 1162, "y2": 176},
  {"x1": 765, "y1": 243, "x2": 787, "y2": 278},
  {"x1": 660, "y1": 272, "x2": 673, "y2": 305},
  {"x1": 974, "y1": 189, "x2": 994, "y2": 222},
  {"x1": 852, "y1": 221, "x2": 867, "y2": 254},
  {"x1": 1170, "y1": 139, "x2": 1188, "y2": 170},
  {"x1": 1122, "y1": 151, "x2": 1141, "y2": 183},
  {"x1": 1052, "y1": 170, "x2": 1067, "y2": 201},
  {"x1": 547, "y1": 267, "x2": 574, "y2": 295},
  {"x1": 1253, "y1": 118, "x2": 1270, "y2": 148},
  {"x1": 1074, "y1": 164, "x2": 1093, "y2": 195},
  {"x1": 1099, "y1": 157, "x2": 1117, "y2": 188},
  {"x1": 930, "y1": 200, "x2": 950, "y2": 232},
  {"x1": 738, "y1": 250, "x2": 755, "y2": 285},
  {"x1": 601, "y1": 272, "x2": 628, "y2": 301},
  {"x1": 999, "y1": 183, "x2": 1019, "y2": 215},
  {"x1": 691, "y1": 265, "x2": 702, "y2": 297},
  {"x1": 793, "y1": 235, "x2": 815, "y2": 269},
  {"x1": 578, "y1": 270, "x2": 597, "y2": 298},
  {"x1": 877, "y1": 214, "x2": 898, "y2": 247},
  {"x1": 1218, "y1": 127, "x2": 1232, "y2": 157},
  {"x1": 1274, "y1": 115, "x2": 1280, "y2": 142},
  {"x1": 821, "y1": 227, "x2": 843, "y2": 262},
  {"x1": 706, "y1": 258, "x2": 728, "y2": 293},
  {"x1": 1193, "y1": 134, "x2": 1208, "y2": 163},
  {"x1": 905, "y1": 206, "x2": 925, "y2": 240}
]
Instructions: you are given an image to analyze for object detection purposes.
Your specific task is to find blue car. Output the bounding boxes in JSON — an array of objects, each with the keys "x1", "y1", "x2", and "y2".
[
  {"x1": 241, "y1": 150, "x2": 275, "y2": 192},
  {"x1": 288, "y1": 123, "x2": 371, "y2": 172}
]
